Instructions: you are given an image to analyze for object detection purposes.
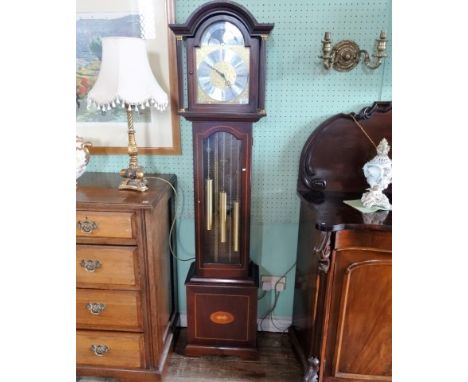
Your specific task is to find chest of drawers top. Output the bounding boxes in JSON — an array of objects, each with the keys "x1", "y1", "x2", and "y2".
[{"x1": 77, "y1": 172, "x2": 176, "y2": 210}]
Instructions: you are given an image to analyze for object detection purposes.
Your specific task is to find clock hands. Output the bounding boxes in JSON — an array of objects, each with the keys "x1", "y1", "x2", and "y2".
[{"x1": 206, "y1": 63, "x2": 232, "y2": 88}]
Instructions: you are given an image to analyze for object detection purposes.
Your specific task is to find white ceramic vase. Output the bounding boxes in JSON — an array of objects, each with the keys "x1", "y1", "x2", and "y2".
[
  {"x1": 361, "y1": 138, "x2": 392, "y2": 210},
  {"x1": 76, "y1": 136, "x2": 92, "y2": 180}
]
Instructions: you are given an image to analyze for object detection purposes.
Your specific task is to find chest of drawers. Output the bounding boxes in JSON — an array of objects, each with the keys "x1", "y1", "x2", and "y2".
[{"x1": 76, "y1": 173, "x2": 177, "y2": 382}]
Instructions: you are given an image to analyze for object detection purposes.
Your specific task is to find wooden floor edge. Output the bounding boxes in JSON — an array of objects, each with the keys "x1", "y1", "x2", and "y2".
[
  {"x1": 77, "y1": 365, "x2": 162, "y2": 382},
  {"x1": 184, "y1": 344, "x2": 259, "y2": 360}
]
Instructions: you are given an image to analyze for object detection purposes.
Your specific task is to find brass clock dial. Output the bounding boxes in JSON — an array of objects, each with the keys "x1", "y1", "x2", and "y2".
[
  {"x1": 195, "y1": 21, "x2": 250, "y2": 104},
  {"x1": 196, "y1": 47, "x2": 249, "y2": 103}
]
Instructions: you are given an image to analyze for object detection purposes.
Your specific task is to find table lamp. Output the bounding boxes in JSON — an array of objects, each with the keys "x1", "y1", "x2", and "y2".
[{"x1": 87, "y1": 37, "x2": 168, "y2": 192}]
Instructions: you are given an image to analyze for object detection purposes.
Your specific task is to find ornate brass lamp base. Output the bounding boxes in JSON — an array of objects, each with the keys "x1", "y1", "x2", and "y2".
[
  {"x1": 119, "y1": 108, "x2": 148, "y2": 192},
  {"x1": 119, "y1": 167, "x2": 148, "y2": 192}
]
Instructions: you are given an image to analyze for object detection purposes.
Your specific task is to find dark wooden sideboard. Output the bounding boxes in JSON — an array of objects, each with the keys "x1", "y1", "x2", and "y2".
[
  {"x1": 76, "y1": 173, "x2": 178, "y2": 382},
  {"x1": 290, "y1": 102, "x2": 392, "y2": 382}
]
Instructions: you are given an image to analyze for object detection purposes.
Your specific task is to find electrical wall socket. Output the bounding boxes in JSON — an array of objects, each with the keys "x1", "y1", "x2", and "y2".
[{"x1": 261, "y1": 276, "x2": 286, "y2": 292}]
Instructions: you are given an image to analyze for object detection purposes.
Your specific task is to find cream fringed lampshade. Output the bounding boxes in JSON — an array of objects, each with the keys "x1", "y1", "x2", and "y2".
[
  {"x1": 86, "y1": 36, "x2": 168, "y2": 192},
  {"x1": 87, "y1": 37, "x2": 168, "y2": 112}
]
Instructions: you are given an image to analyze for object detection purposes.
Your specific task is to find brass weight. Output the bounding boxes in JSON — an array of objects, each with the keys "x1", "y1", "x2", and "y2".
[{"x1": 219, "y1": 191, "x2": 227, "y2": 243}]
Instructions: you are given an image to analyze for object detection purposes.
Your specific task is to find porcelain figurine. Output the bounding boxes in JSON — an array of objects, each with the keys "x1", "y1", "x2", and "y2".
[
  {"x1": 76, "y1": 136, "x2": 92, "y2": 180},
  {"x1": 361, "y1": 138, "x2": 392, "y2": 210}
]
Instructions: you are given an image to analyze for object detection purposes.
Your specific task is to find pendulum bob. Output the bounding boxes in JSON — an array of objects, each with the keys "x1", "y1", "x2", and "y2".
[
  {"x1": 205, "y1": 179, "x2": 213, "y2": 230},
  {"x1": 219, "y1": 191, "x2": 227, "y2": 243},
  {"x1": 233, "y1": 201, "x2": 240, "y2": 252}
]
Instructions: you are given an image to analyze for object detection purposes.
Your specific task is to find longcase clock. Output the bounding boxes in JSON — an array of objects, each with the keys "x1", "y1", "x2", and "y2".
[{"x1": 170, "y1": 1, "x2": 273, "y2": 359}]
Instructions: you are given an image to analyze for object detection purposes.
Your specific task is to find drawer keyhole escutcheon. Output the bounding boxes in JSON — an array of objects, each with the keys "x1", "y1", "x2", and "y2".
[
  {"x1": 80, "y1": 259, "x2": 102, "y2": 272},
  {"x1": 78, "y1": 218, "x2": 98, "y2": 234},
  {"x1": 86, "y1": 302, "x2": 106, "y2": 315},
  {"x1": 90, "y1": 344, "x2": 110, "y2": 356}
]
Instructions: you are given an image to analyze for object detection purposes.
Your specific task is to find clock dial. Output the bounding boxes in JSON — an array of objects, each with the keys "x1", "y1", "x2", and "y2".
[
  {"x1": 195, "y1": 20, "x2": 250, "y2": 105},
  {"x1": 196, "y1": 47, "x2": 250, "y2": 104}
]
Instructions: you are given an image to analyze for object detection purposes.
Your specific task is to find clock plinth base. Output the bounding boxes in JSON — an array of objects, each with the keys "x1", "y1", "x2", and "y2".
[{"x1": 184, "y1": 262, "x2": 259, "y2": 360}]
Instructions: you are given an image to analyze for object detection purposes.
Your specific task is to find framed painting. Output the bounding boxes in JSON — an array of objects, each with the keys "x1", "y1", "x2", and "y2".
[{"x1": 76, "y1": 0, "x2": 181, "y2": 155}]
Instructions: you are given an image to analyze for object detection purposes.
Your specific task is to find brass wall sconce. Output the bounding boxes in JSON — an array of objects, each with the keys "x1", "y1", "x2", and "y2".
[{"x1": 320, "y1": 31, "x2": 387, "y2": 72}]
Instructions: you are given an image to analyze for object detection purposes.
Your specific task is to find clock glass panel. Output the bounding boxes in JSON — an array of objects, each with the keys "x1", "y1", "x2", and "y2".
[
  {"x1": 202, "y1": 131, "x2": 242, "y2": 264},
  {"x1": 195, "y1": 21, "x2": 250, "y2": 104}
]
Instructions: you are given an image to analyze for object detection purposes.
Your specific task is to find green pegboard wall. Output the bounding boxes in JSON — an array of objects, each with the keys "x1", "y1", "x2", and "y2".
[{"x1": 88, "y1": 0, "x2": 392, "y2": 224}]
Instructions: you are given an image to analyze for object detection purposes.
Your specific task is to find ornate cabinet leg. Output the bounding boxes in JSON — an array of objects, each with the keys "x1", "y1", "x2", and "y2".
[{"x1": 304, "y1": 357, "x2": 320, "y2": 382}]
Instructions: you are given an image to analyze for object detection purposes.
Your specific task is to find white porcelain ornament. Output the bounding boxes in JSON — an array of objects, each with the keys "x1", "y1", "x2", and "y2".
[
  {"x1": 76, "y1": 136, "x2": 92, "y2": 180},
  {"x1": 361, "y1": 138, "x2": 392, "y2": 210}
]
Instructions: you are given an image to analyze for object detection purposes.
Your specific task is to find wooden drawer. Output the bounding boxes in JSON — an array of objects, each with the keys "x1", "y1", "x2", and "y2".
[
  {"x1": 77, "y1": 330, "x2": 145, "y2": 368},
  {"x1": 76, "y1": 289, "x2": 143, "y2": 331},
  {"x1": 76, "y1": 211, "x2": 135, "y2": 239},
  {"x1": 77, "y1": 245, "x2": 139, "y2": 289}
]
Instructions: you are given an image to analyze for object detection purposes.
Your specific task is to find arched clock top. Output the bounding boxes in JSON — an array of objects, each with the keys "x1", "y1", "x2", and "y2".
[
  {"x1": 169, "y1": 1, "x2": 274, "y2": 121},
  {"x1": 193, "y1": 16, "x2": 252, "y2": 48},
  {"x1": 199, "y1": 20, "x2": 245, "y2": 46},
  {"x1": 169, "y1": 1, "x2": 274, "y2": 38}
]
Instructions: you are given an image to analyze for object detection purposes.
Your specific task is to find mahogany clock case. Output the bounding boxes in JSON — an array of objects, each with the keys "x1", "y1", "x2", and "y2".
[{"x1": 169, "y1": 1, "x2": 274, "y2": 359}]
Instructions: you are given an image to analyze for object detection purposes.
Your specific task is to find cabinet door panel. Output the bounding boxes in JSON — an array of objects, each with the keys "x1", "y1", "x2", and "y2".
[{"x1": 326, "y1": 250, "x2": 391, "y2": 381}]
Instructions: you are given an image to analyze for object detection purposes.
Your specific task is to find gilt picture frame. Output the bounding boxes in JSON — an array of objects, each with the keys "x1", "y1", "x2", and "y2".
[{"x1": 76, "y1": 0, "x2": 181, "y2": 155}]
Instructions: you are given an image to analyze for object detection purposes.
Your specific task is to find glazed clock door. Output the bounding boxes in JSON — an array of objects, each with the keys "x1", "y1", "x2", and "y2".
[{"x1": 193, "y1": 122, "x2": 251, "y2": 278}]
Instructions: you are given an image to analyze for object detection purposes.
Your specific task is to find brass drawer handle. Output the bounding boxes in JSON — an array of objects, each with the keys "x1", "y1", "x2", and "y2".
[
  {"x1": 77, "y1": 218, "x2": 98, "y2": 234},
  {"x1": 80, "y1": 259, "x2": 102, "y2": 272},
  {"x1": 90, "y1": 344, "x2": 110, "y2": 357},
  {"x1": 86, "y1": 302, "x2": 106, "y2": 315}
]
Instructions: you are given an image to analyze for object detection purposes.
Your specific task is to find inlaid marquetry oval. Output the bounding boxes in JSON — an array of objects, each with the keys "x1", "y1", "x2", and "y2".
[{"x1": 209, "y1": 311, "x2": 235, "y2": 325}]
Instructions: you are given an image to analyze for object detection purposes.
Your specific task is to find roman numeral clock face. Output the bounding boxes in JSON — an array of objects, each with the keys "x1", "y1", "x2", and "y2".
[{"x1": 195, "y1": 21, "x2": 250, "y2": 104}]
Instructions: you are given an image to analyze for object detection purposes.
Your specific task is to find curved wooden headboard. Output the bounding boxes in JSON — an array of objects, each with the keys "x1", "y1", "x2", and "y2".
[{"x1": 297, "y1": 101, "x2": 392, "y2": 196}]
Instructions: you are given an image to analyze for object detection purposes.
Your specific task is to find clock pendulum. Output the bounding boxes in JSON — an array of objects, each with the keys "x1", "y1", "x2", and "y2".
[
  {"x1": 205, "y1": 136, "x2": 213, "y2": 231},
  {"x1": 170, "y1": 1, "x2": 273, "y2": 359},
  {"x1": 213, "y1": 133, "x2": 219, "y2": 262},
  {"x1": 232, "y1": 134, "x2": 240, "y2": 254},
  {"x1": 219, "y1": 133, "x2": 227, "y2": 245}
]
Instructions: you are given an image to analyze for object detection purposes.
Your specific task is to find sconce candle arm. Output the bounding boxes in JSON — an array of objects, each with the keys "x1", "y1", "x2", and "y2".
[
  {"x1": 362, "y1": 31, "x2": 387, "y2": 70},
  {"x1": 320, "y1": 31, "x2": 387, "y2": 72},
  {"x1": 361, "y1": 50, "x2": 384, "y2": 70},
  {"x1": 320, "y1": 32, "x2": 334, "y2": 70}
]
